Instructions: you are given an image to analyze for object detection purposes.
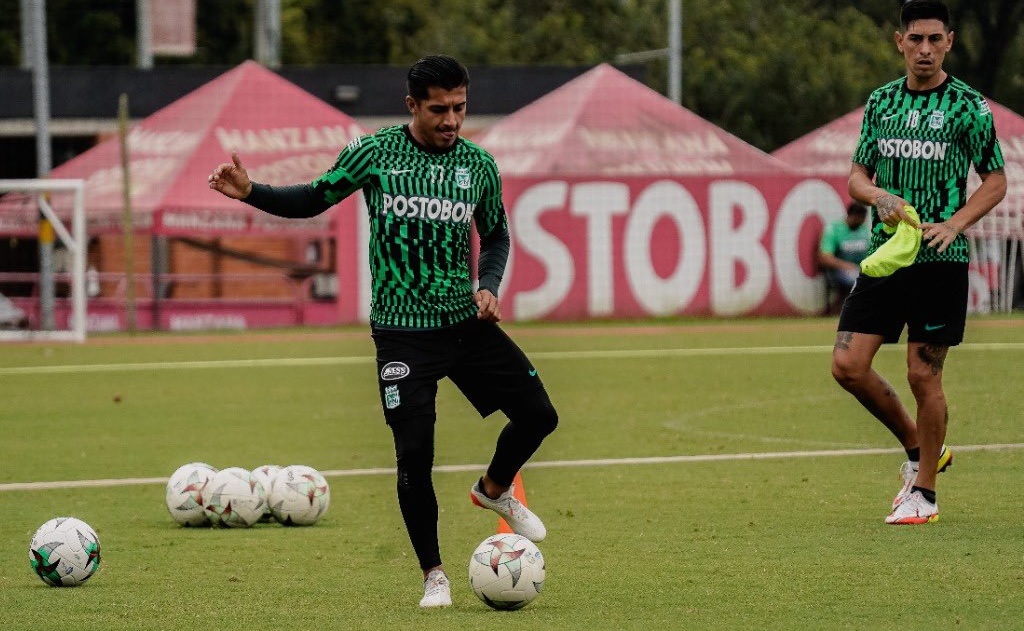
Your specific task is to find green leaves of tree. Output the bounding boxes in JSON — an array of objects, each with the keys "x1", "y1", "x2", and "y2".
[{"x1": 0, "y1": 0, "x2": 1021, "y2": 150}]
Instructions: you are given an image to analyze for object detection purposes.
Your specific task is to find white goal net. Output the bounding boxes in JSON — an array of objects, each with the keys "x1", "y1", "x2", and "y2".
[{"x1": 0, "y1": 179, "x2": 87, "y2": 342}]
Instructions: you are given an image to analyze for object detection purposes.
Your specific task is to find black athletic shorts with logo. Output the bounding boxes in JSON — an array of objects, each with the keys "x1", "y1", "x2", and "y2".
[
  {"x1": 838, "y1": 261, "x2": 969, "y2": 345},
  {"x1": 371, "y1": 316, "x2": 548, "y2": 424}
]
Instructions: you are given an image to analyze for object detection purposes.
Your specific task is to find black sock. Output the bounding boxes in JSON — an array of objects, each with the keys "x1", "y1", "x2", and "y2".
[
  {"x1": 476, "y1": 477, "x2": 491, "y2": 498},
  {"x1": 911, "y1": 485, "x2": 936, "y2": 504},
  {"x1": 905, "y1": 447, "x2": 920, "y2": 463}
]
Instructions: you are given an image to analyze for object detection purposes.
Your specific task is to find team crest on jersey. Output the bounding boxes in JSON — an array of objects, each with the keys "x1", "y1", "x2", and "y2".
[
  {"x1": 455, "y1": 167, "x2": 472, "y2": 189},
  {"x1": 384, "y1": 385, "x2": 401, "y2": 409},
  {"x1": 928, "y1": 110, "x2": 945, "y2": 130}
]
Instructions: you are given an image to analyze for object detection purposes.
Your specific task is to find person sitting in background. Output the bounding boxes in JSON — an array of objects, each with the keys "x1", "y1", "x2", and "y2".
[{"x1": 818, "y1": 202, "x2": 870, "y2": 298}]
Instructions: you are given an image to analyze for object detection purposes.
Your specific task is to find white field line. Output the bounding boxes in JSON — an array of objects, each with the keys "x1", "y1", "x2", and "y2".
[
  {"x1": 2, "y1": 443, "x2": 1023, "y2": 493},
  {"x1": 3, "y1": 342, "x2": 1024, "y2": 376}
]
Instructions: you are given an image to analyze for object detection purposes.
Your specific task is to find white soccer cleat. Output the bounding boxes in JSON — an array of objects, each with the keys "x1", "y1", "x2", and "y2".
[
  {"x1": 885, "y1": 490, "x2": 938, "y2": 525},
  {"x1": 419, "y1": 569, "x2": 452, "y2": 608},
  {"x1": 892, "y1": 460, "x2": 919, "y2": 510},
  {"x1": 470, "y1": 480, "x2": 547, "y2": 543},
  {"x1": 892, "y1": 444, "x2": 953, "y2": 510}
]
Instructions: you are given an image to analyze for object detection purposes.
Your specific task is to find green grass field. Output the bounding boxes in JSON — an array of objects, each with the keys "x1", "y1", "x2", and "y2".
[{"x1": 1, "y1": 317, "x2": 1023, "y2": 630}]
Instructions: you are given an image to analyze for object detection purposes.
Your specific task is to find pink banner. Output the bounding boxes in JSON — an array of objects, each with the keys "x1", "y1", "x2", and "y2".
[
  {"x1": 495, "y1": 175, "x2": 850, "y2": 319},
  {"x1": 151, "y1": 0, "x2": 197, "y2": 57}
]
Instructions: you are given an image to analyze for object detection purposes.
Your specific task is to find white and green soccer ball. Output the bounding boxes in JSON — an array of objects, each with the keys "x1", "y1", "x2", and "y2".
[
  {"x1": 267, "y1": 465, "x2": 330, "y2": 526},
  {"x1": 166, "y1": 462, "x2": 218, "y2": 526},
  {"x1": 469, "y1": 533, "x2": 545, "y2": 610},
  {"x1": 202, "y1": 467, "x2": 266, "y2": 528},
  {"x1": 250, "y1": 465, "x2": 282, "y2": 522},
  {"x1": 29, "y1": 517, "x2": 101, "y2": 587}
]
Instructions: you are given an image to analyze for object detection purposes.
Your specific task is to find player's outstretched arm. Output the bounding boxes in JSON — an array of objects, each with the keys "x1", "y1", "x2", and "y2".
[{"x1": 208, "y1": 152, "x2": 253, "y2": 200}]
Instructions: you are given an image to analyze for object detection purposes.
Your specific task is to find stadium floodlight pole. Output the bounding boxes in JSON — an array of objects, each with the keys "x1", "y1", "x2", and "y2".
[
  {"x1": 254, "y1": 0, "x2": 281, "y2": 68},
  {"x1": 29, "y1": 0, "x2": 55, "y2": 331},
  {"x1": 19, "y1": 0, "x2": 32, "y2": 69},
  {"x1": 118, "y1": 94, "x2": 138, "y2": 333},
  {"x1": 668, "y1": 0, "x2": 682, "y2": 104},
  {"x1": 136, "y1": 0, "x2": 154, "y2": 69},
  {"x1": 613, "y1": 0, "x2": 682, "y2": 104}
]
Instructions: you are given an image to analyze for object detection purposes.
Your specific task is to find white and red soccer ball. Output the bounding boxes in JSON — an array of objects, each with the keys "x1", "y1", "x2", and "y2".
[
  {"x1": 468, "y1": 533, "x2": 545, "y2": 610},
  {"x1": 250, "y1": 464, "x2": 282, "y2": 522},
  {"x1": 202, "y1": 467, "x2": 267, "y2": 528},
  {"x1": 165, "y1": 462, "x2": 218, "y2": 526},
  {"x1": 267, "y1": 465, "x2": 330, "y2": 526}
]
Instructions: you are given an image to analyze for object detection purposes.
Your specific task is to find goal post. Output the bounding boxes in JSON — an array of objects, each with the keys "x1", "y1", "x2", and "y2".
[{"x1": 0, "y1": 179, "x2": 87, "y2": 342}]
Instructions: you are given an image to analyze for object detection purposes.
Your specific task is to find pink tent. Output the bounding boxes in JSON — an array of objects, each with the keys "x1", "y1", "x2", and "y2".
[
  {"x1": 771, "y1": 107, "x2": 865, "y2": 177},
  {"x1": 476, "y1": 63, "x2": 793, "y2": 176},
  {"x1": 0, "y1": 60, "x2": 364, "y2": 236}
]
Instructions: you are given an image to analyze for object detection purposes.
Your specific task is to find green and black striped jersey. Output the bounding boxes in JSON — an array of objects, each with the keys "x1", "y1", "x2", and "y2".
[
  {"x1": 311, "y1": 125, "x2": 507, "y2": 329},
  {"x1": 852, "y1": 75, "x2": 1004, "y2": 264}
]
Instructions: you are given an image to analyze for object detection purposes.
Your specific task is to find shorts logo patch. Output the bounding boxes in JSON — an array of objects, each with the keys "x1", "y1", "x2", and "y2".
[
  {"x1": 924, "y1": 323, "x2": 946, "y2": 331},
  {"x1": 381, "y1": 361, "x2": 410, "y2": 381},
  {"x1": 384, "y1": 384, "x2": 401, "y2": 409}
]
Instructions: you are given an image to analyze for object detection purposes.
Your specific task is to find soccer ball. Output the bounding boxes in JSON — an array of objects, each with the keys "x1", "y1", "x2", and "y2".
[
  {"x1": 250, "y1": 464, "x2": 281, "y2": 522},
  {"x1": 165, "y1": 462, "x2": 218, "y2": 526},
  {"x1": 29, "y1": 517, "x2": 101, "y2": 587},
  {"x1": 203, "y1": 467, "x2": 267, "y2": 528},
  {"x1": 468, "y1": 533, "x2": 545, "y2": 610},
  {"x1": 267, "y1": 465, "x2": 330, "y2": 526}
]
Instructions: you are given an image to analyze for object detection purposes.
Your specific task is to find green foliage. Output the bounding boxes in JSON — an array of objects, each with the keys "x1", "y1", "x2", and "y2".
[
  {"x1": 0, "y1": 0, "x2": 1022, "y2": 149},
  {"x1": 0, "y1": 0, "x2": 135, "y2": 65},
  {"x1": 679, "y1": 4, "x2": 902, "y2": 149}
]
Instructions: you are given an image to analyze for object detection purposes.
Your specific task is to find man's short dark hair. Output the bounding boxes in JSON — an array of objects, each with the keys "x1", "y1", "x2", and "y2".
[
  {"x1": 847, "y1": 202, "x2": 868, "y2": 216},
  {"x1": 899, "y1": 1, "x2": 950, "y2": 31},
  {"x1": 407, "y1": 55, "x2": 470, "y2": 101}
]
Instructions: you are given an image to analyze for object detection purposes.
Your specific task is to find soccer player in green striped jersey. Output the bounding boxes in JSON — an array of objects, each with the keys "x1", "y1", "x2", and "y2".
[
  {"x1": 209, "y1": 56, "x2": 558, "y2": 607},
  {"x1": 832, "y1": 1, "x2": 1006, "y2": 525}
]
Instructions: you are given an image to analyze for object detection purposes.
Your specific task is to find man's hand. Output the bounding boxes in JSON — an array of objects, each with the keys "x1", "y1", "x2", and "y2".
[
  {"x1": 474, "y1": 289, "x2": 501, "y2": 322},
  {"x1": 208, "y1": 152, "x2": 253, "y2": 200},
  {"x1": 875, "y1": 193, "x2": 919, "y2": 228},
  {"x1": 921, "y1": 220, "x2": 962, "y2": 254}
]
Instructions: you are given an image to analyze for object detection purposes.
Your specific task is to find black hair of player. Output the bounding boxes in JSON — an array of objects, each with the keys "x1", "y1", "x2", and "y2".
[
  {"x1": 407, "y1": 55, "x2": 470, "y2": 101},
  {"x1": 899, "y1": 1, "x2": 950, "y2": 31},
  {"x1": 847, "y1": 202, "x2": 868, "y2": 217}
]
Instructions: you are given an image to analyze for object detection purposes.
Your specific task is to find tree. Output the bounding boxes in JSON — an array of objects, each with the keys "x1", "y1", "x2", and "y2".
[
  {"x1": 0, "y1": 0, "x2": 1021, "y2": 150},
  {"x1": 672, "y1": 1, "x2": 900, "y2": 150},
  {"x1": 811, "y1": 0, "x2": 1024, "y2": 104},
  {"x1": 0, "y1": 0, "x2": 134, "y2": 65}
]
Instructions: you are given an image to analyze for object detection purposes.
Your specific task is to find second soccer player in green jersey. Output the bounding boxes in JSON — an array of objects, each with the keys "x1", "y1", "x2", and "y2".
[{"x1": 832, "y1": 0, "x2": 1006, "y2": 526}]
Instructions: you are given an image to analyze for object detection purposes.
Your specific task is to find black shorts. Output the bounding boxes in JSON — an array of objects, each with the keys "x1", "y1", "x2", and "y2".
[
  {"x1": 371, "y1": 317, "x2": 547, "y2": 424},
  {"x1": 838, "y1": 262, "x2": 968, "y2": 345}
]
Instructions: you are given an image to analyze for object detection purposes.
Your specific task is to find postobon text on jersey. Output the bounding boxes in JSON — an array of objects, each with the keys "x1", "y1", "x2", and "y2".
[
  {"x1": 876, "y1": 138, "x2": 949, "y2": 161},
  {"x1": 381, "y1": 193, "x2": 476, "y2": 224}
]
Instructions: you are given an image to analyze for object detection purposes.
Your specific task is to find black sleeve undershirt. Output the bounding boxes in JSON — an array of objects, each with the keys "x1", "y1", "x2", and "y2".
[
  {"x1": 477, "y1": 224, "x2": 510, "y2": 297},
  {"x1": 243, "y1": 182, "x2": 333, "y2": 219}
]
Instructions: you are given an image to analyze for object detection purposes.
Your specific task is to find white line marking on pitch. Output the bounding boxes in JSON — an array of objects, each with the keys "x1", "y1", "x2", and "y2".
[
  {"x1": 3, "y1": 342, "x2": 1024, "y2": 376},
  {"x1": 2, "y1": 443, "x2": 1023, "y2": 492}
]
